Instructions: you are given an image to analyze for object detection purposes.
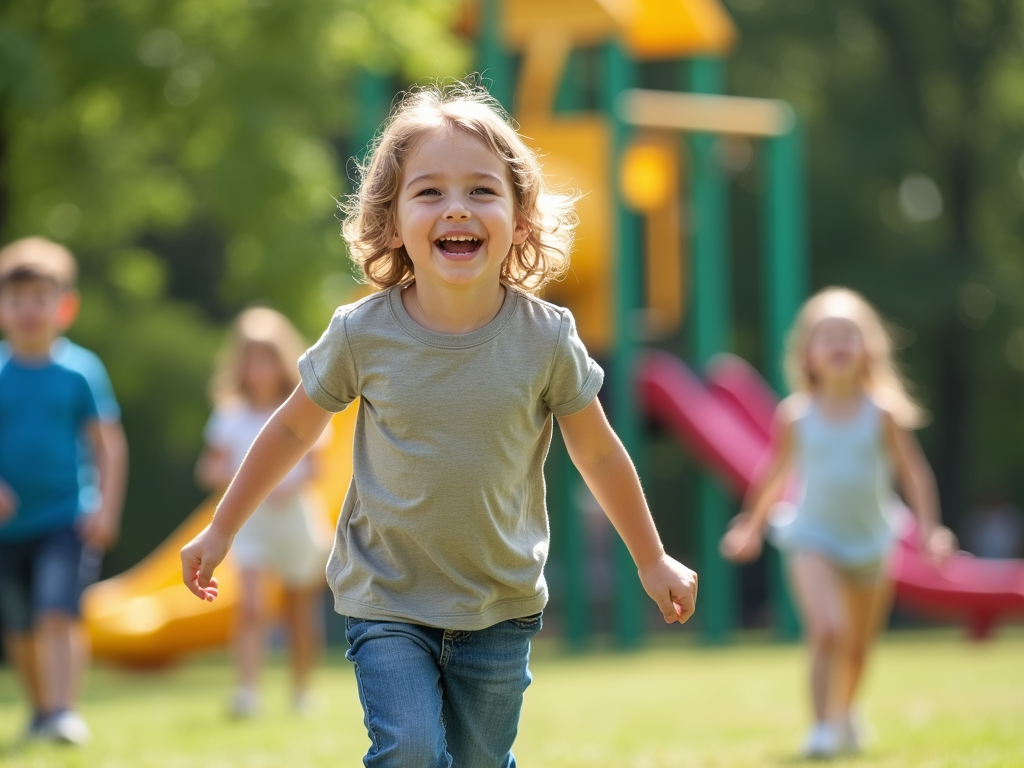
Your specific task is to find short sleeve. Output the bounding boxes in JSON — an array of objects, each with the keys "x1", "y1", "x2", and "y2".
[
  {"x1": 544, "y1": 310, "x2": 604, "y2": 417},
  {"x1": 79, "y1": 357, "x2": 120, "y2": 421},
  {"x1": 298, "y1": 308, "x2": 359, "y2": 412}
]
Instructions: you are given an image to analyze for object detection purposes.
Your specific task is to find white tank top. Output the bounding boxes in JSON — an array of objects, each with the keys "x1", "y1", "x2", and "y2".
[{"x1": 776, "y1": 397, "x2": 897, "y2": 564}]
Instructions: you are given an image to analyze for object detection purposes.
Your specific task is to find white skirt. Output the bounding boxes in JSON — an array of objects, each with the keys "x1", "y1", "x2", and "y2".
[{"x1": 232, "y1": 492, "x2": 331, "y2": 587}]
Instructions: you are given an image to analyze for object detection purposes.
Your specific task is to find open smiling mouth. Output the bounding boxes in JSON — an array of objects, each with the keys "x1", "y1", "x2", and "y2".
[{"x1": 436, "y1": 236, "x2": 482, "y2": 257}]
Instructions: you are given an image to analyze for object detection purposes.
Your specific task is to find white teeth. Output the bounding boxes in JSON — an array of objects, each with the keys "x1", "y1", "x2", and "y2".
[{"x1": 440, "y1": 236, "x2": 479, "y2": 242}]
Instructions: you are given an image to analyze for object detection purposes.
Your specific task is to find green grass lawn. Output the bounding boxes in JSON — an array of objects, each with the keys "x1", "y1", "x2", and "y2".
[{"x1": 1, "y1": 628, "x2": 1021, "y2": 767}]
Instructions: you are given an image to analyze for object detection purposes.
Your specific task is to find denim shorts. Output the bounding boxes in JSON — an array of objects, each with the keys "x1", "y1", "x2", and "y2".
[
  {"x1": 0, "y1": 526, "x2": 99, "y2": 632},
  {"x1": 344, "y1": 612, "x2": 543, "y2": 768}
]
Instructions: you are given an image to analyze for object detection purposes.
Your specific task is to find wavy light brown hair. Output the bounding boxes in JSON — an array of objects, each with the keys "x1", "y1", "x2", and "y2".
[
  {"x1": 784, "y1": 287, "x2": 928, "y2": 429},
  {"x1": 209, "y1": 307, "x2": 306, "y2": 407},
  {"x1": 341, "y1": 80, "x2": 578, "y2": 293}
]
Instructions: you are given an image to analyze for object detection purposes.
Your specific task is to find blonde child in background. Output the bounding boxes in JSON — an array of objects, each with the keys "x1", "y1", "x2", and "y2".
[
  {"x1": 182, "y1": 81, "x2": 698, "y2": 767},
  {"x1": 721, "y1": 287, "x2": 956, "y2": 758},
  {"x1": 195, "y1": 307, "x2": 331, "y2": 718}
]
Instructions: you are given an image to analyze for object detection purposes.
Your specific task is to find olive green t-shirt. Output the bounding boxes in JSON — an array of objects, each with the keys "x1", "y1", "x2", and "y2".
[{"x1": 298, "y1": 284, "x2": 603, "y2": 630}]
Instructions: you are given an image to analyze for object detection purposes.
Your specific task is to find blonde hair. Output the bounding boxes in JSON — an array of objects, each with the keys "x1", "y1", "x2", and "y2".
[
  {"x1": 209, "y1": 307, "x2": 306, "y2": 407},
  {"x1": 784, "y1": 287, "x2": 927, "y2": 429},
  {"x1": 341, "y1": 79, "x2": 578, "y2": 294},
  {"x1": 0, "y1": 237, "x2": 78, "y2": 289}
]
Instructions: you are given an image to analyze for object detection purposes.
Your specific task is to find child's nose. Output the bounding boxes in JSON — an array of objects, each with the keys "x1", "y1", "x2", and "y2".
[{"x1": 444, "y1": 202, "x2": 471, "y2": 220}]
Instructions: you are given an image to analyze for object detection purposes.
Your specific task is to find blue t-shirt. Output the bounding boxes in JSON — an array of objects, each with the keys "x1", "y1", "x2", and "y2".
[
  {"x1": 1, "y1": 338, "x2": 120, "y2": 515},
  {"x1": 0, "y1": 356, "x2": 100, "y2": 541}
]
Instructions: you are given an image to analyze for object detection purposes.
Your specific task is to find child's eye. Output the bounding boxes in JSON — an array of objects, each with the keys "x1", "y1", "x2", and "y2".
[
  {"x1": 471, "y1": 187, "x2": 497, "y2": 196},
  {"x1": 416, "y1": 188, "x2": 441, "y2": 197}
]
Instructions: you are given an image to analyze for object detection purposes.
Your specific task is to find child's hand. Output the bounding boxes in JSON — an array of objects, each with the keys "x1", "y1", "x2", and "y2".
[
  {"x1": 180, "y1": 524, "x2": 231, "y2": 602},
  {"x1": 923, "y1": 525, "x2": 958, "y2": 565},
  {"x1": 719, "y1": 512, "x2": 763, "y2": 563},
  {"x1": 0, "y1": 480, "x2": 18, "y2": 522},
  {"x1": 638, "y1": 554, "x2": 698, "y2": 624}
]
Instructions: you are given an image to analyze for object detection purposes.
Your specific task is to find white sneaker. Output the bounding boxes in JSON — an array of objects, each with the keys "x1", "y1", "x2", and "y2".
[
  {"x1": 838, "y1": 709, "x2": 873, "y2": 753},
  {"x1": 42, "y1": 711, "x2": 91, "y2": 745},
  {"x1": 230, "y1": 689, "x2": 259, "y2": 719},
  {"x1": 801, "y1": 721, "x2": 839, "y2": 759},
  {"x1": 293, "y1": 691, "x2": 316, "y2": 718}
]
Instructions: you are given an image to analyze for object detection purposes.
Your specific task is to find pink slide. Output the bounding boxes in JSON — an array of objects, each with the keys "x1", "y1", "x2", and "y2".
[{"x1": 636, "y1": 350, "x2": 1024, "y2": 639}]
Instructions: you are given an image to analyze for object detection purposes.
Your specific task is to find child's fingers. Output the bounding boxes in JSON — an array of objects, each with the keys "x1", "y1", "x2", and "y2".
[{"x1": 655, "y1": 592, "x2": 681, "y2": 623}]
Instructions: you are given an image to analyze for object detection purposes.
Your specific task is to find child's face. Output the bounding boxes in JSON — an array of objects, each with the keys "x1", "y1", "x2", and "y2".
[
  {"x1": 0, "y1": 278, "x2": 63, "y2": 354},
  {"x1": 392, "y1": 129, "x2": 529, "y2": 292},
  {"x1": 240, "y1": 342, "x2": 288, "y2": 406},
  {"x1": 806, "y1": 315, "x2": 867, "y2": 385}
]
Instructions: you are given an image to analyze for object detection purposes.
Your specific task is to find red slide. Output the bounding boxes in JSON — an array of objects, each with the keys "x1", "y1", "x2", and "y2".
[{"x1": 636, "y1": 350, "x2": 1024, "y2": 639}]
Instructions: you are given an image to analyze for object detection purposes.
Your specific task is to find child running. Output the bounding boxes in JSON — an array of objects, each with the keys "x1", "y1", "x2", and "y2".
[
  {"x1": 0, "y1": 239, "x2": 124, "y2": 745},
  {"x1": 195, "y1": 307, "x2": 331, "y2": 717},
  {"x1": 182, "y1": 81, "x2": 698, "y2": 767},
  {"x1": 720, "y1": 287, "x2": 955, "y2": 758}
]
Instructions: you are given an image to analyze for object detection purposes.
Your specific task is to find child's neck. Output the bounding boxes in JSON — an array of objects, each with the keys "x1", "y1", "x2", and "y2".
[
  {"x1": 7, "y1": 336, "x2": 56, "y2": 361},
  {"x1": 402, "y1": 281, "x2": 506, "y2": 335},
  {"x1": 814, "y1": 376, "x2": 865, "y2": 409}
]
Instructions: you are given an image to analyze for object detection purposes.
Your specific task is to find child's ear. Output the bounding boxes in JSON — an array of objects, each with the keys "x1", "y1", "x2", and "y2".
[
  {"x1": 55, "y1": 289, "x2": 80, "y2": 332},
  {"x1": 512, "y1": 217, "x2": 530, "y2": 246},
  {"x1": 390, "y1": 222, "x2": 404, "y2": 249}
]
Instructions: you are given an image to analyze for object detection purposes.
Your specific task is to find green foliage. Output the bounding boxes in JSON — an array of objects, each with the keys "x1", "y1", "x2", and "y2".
[{"x1": 0, "y1": 0, "x2": 468, "y2": 573}]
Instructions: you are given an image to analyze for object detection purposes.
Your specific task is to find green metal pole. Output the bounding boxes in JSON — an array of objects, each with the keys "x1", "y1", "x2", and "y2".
[
  {"x1": 603, "y1": 41, "x2": 644, "y2": 648},
  {"x1": 688, "y1": 57, "x2": 736, "y2": 645},
  {"x1": 479, "y1": 0, "x2": 513, "y2": 110},
  {"x1": 550, "y1": 48, "x2": 589, "y2": 648},
  {"x1": 550, "y1": 434, "x2": 589, "y2": 649},
  {"x1": 356, "y1": 70, "x2": 391, "y2": 156},
  {"x1": 762, "y1": 113, "x2": 806, "y2": 641}
]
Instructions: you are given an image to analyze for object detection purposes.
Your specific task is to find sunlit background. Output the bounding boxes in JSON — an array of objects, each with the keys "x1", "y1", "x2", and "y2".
[{"x1": 1, "y1": 0, "x2": 1023, "y2": 763}]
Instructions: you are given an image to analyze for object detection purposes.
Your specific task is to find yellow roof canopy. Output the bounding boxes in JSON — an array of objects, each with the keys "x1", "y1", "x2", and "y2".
[{"x1": 462, "y1": 0, "x2": 736, "y2": 58}]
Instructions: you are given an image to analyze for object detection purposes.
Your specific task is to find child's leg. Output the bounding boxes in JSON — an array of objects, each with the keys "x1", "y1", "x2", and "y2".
[
  {"x1": 31, "y1": 527, "x2": 88, "y2": 716},
  {"x1": 235, "y1": 569, "x2": 268, "y2": 697},
  {"x1": 34, "y1": 611, "x2": 77, "y2": 712},
  {"x1": 344, "y1": 617, "x2": 448, "y2": 768},
  {"x1": 0, "y1": 538, "x2": 46, "y2": 718},
  {"x1": 2, "y1": 632, "x2": 44, "y2": 713},
  {"x1": 441, "y1": 614, "x2": 541, "y2": 768},
  {"x1": 836, "y1": 572, "x2": 893, "y2": 713},
  {"x1": 788, "y1": 552, "x2": 849, "y2": 724},
  {"x1": 282, "y1": 584, "x2": 324, "y2": 701}
]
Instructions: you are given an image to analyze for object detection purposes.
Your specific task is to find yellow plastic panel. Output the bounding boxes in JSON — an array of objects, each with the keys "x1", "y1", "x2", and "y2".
[
  {"x1": 503, "y1": 0, "x2": 633, "y2": 49},
  {"x1": 521, "y1": 116, "x2": 614, "y2": 353},
  {"x1": 624, "y1": 0, "x2": 736, "y2": 58}
]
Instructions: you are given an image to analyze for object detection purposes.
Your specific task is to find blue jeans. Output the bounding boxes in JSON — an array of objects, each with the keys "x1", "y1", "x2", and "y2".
[{"x1": 344, "y1": 613, "x2": 542, "y2": 768}]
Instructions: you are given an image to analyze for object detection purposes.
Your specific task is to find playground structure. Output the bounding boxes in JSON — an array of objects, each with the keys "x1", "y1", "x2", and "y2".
[
  {"x1": 472, "y1": 0, "x2": 806, "y2": 645},
  {"x1": 82, "y1": 0, "x2": 1024, "y2": 665}
]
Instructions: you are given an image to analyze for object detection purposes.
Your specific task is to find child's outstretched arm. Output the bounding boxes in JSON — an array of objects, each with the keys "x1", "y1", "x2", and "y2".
[
  {"x1": 720, "y1": 402, "x2": 796, "y2": 563},
  {"x1": 181, "y1": 385, "x2": 333, "y2": 601},
  {"x1": 883, "y1": 413, "x2": 955, "y2": 561},
  {"x1": 557, "y1": 399, "x2": 697, "y2": 624}
]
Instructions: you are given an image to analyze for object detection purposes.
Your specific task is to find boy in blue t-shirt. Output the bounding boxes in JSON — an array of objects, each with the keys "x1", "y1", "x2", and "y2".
[{"x1": 0, "y1": 238, "x2": 126, "y2": 745}]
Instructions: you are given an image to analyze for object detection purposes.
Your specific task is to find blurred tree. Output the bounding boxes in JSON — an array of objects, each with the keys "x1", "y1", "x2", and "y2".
[
  {"x1": 0, "y1": 0, "x2": 467, "y2": 573},
  {"x1": 723, "y1": 0, "x2": 1024, "y2": 524}
]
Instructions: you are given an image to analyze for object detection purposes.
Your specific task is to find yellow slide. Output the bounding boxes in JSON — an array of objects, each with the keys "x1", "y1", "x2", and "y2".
[{"x1": 83, "y1": 407, "x2": 358, "y2": 668}]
